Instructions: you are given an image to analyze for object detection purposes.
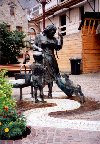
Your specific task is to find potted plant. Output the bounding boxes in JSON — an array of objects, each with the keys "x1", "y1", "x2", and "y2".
[{"x1": 0, "y1": 70, "x2": 31, "y2": 143}]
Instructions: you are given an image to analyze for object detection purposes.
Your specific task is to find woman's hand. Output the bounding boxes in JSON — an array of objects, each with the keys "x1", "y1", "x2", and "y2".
[{"x1": 58, "y1": 32, "x2": 63, "y2": 38}]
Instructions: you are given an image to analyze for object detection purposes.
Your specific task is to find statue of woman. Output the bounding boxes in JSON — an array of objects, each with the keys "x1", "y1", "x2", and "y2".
[{"x1": 33, "y1": 24, "x2": 63, "y2": 97}]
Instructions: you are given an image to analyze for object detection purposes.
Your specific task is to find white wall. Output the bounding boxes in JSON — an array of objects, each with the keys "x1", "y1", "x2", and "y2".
[{"x1": 65, "y1": 8, "x2": 80, "y2": 35}]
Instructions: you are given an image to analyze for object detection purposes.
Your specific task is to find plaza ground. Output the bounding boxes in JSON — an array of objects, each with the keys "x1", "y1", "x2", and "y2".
[{"x1": 1, "y1": 72, "x2": 100, "y2": 144}]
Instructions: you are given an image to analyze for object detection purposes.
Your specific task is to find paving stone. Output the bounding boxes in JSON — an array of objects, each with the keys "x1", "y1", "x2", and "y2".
[
  {"x1": 47, "y1": 138, "x2": 53, "y2": 143},
  {"x1": 8, "y1": 72, "x2": 100, "y2": 144}
]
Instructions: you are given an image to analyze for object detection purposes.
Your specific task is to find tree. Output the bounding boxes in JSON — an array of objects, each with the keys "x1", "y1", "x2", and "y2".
[{"x1": 0, "y1": 23, "x2": 26, "y2": 64}]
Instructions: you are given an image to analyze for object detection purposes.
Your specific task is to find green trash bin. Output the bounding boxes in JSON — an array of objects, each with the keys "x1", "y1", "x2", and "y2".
[{"x1": 70, "y1": 58, "x2": 81, "y2": 75}]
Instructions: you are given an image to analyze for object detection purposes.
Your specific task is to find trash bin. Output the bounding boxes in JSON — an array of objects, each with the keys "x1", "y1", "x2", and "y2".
[{"x1": 70, "y1": 58, "x2": 81, "y2": 75}]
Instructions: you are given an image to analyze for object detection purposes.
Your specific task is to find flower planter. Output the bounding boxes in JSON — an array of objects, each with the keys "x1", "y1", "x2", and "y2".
[
  {"x1": 0, "y1": 126, "x2": 31, "y2": 143},
  {"x1": 0, "y1": 140, "x2": 14, "y2": 144},
  {"x1": 0, "y1": 70, "x2": 31, "y2": 143}
]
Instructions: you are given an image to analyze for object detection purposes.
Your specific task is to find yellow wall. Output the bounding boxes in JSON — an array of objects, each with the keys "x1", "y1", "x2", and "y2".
[{"x1": 56, "y1": 32, "x2": 82, "y2": 73}]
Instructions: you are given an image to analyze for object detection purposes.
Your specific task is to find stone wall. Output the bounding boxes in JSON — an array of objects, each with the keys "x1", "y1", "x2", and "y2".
[{"x1": 0, "y1": 0, "x2": 28, "y2": 36}]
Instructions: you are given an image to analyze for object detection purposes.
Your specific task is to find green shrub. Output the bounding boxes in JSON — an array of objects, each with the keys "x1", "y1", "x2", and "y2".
[
  {"x1": 0, "y1": 70, "x2": 26, "y2": 139},
  {"x1": 0, "y1": 22, "x2": 26, "y2": 64}
]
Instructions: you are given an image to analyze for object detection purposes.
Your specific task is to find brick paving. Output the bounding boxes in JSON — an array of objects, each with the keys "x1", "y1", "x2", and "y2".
[
  {"x1": 2, "y1": 72, "x2": 100, "y2": 144},
  {"x1": 1, "y1": 127, "x2": 100, "y2": 144},
  {"x1": 23, "y1": 127, "x2": 100, "y2": 144}
]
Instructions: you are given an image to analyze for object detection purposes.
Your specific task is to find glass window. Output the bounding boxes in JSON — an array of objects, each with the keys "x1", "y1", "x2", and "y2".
[
  {"x1": 10, "y1": 6, "x2": 15, "y2": 16},
  {"x1": 60, "y1": 0, "x2": 65, "y2": 2},
  {"x1": 16, "y1": 26, "x2": 22, "y2": 32},
  {"x1": 79, "y1": 6, "x2": 84, "y2": 21},
  {"x1": 7, "y1": 25, "x2": 10, "y2": 31}
]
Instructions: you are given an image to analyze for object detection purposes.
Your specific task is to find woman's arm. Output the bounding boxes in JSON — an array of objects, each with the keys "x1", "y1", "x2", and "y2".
[
  {"x1": 55, "y1": 33, "x2": 63, "y2": 51},
  {"x1": 58, "y1": 32, "x2": 63, "y2": 46}
]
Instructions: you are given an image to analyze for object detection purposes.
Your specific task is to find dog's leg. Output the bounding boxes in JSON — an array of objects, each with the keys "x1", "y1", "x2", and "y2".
[{"x1": 75, "y1": 85, "x2": 85, "y2": 104}]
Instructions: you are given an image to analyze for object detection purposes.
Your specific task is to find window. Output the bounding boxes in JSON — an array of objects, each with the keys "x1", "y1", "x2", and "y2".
[
  {"x1": 10, "y1": 6, "x2": 15, "y2": 16},
  {"x1": 7, "y1": 25, "x2": 10, "y2": 31},
  {"x1": 79, "y1": 6, "x2": 84, "y2": 21},
  {"x1": 60, "y1": 0, "x2": 65, "y2": 2},
  {"x1": 16, "y1": 26, "x2": 22, "y2": 32},
  {"x1": 60, "y1": 14, "x2": 66, "y2": 36}
]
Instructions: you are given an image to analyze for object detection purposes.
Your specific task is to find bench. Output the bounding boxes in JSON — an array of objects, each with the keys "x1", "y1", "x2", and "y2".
[
  {"x1": 9, "y1": 78, "x2": 33, "y2": 100},
  {"x1": 0, "y1": 64, "x2": 31, "y2": 71},
  {"x1": 9, "y1": 65, "x2": 34, "y2": 100}
]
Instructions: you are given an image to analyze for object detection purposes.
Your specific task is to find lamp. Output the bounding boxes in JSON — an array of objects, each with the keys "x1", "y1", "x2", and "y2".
[{"x1": 36, "y1": 0, "x2": 51, "y2": 29}]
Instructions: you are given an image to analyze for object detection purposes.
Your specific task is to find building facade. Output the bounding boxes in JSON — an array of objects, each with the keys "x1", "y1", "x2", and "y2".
[
  {"x1": 0, "y1": 0, "x2": 28, "y2": 36},
  {"x1": 29, "y1": 0, "x2": 100, "y2": 73}
]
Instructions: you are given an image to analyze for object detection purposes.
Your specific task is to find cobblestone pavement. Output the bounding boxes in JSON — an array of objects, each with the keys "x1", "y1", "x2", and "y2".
[
  {"x1": 5, "y1": 72, "x2": 100, "y2": 144},
  {"x1": 21, "y1": 127, "x2": 100, "y2": 144},
  {"x1": 1, "y1": 127, "x2": 100, "y2": 144}
]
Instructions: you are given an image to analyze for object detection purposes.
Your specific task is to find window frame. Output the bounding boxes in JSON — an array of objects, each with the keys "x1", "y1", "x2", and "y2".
[
  {"x1": 16, "y1": 26, "x2": 22, "y2": 32},
  {"x1": 10, "y1": 6, "x2": 15, "y2": 16}
]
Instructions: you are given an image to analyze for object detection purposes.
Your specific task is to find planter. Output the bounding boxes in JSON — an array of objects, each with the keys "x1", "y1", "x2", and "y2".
[
  {"x1": 0, "y1": 140, "x2": 14, "y2": 144},
  {"x1": 0, "y1": 126, "x2": 31, "y2": 143}
]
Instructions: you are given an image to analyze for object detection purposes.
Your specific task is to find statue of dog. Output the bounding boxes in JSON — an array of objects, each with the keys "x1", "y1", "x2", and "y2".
[{"x1": 56, "y1": 74, "x2": 85, "y2": 104}]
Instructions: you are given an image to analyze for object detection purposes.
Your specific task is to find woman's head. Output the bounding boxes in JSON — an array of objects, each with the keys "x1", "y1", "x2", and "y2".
[{"x1": 43, "y1": 24, "x2": 57, "y2": 37}]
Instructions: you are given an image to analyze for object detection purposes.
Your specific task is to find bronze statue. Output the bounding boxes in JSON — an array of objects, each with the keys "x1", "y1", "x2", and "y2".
[
  {"x1": 33, "y1": 24, "x2": 63, "y2": 98},
  {"x1": 32, "y1": 24, "x2": 85, "y2": 104},
  {"x1": 30, "y1": 51, "x2": 46, "y2": 103}
]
